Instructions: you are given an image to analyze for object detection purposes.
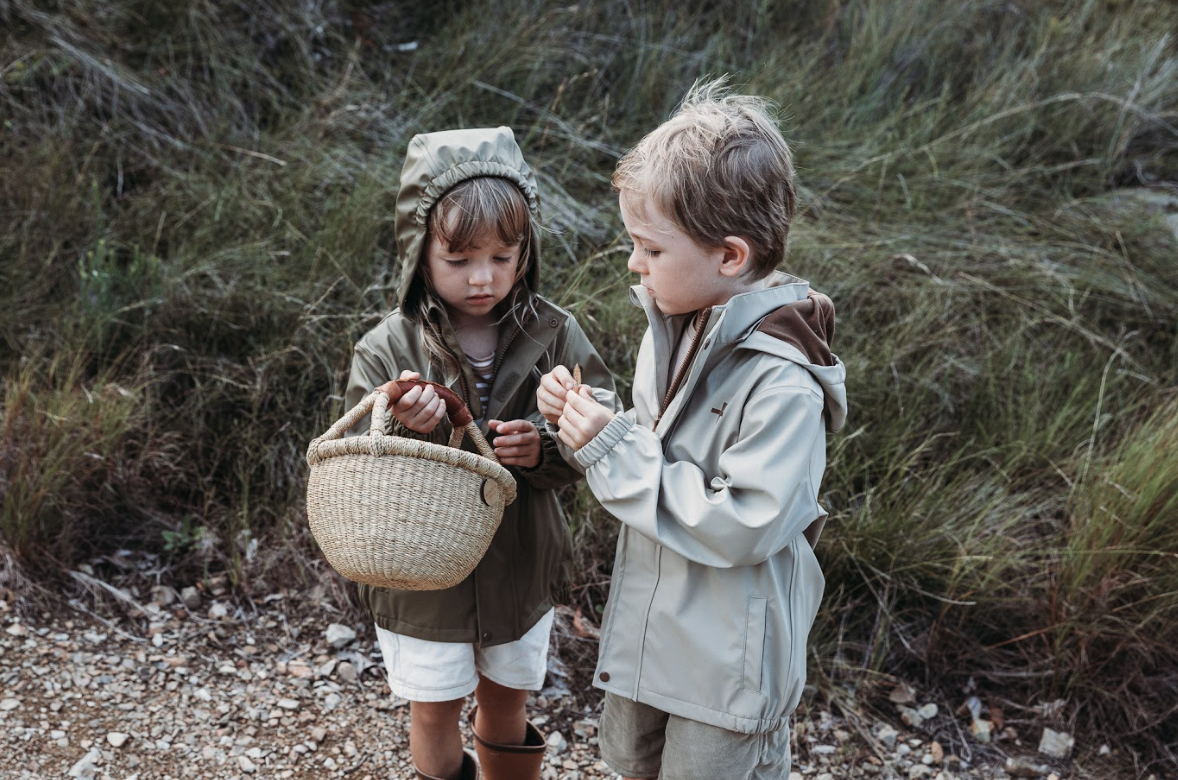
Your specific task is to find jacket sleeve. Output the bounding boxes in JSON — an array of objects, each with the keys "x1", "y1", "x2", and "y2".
[
  {"x1": 573, "y1": 385, "x2": 826, "y2": 567},
  {"x1": 345, "y1": 342, "x2": 449, "y2": 444},
  {"x1": 515, "y1": 317, "x2": 622, "y2": 491}
]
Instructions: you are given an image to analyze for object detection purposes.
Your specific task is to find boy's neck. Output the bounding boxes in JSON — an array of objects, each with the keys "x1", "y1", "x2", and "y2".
[{"x1": 709, "y1": 275, "x2": 770, "y2": 309}]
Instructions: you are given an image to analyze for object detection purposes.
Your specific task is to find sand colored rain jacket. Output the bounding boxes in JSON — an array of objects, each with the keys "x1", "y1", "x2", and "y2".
[
  {"x1": 345, "y1": 127, "x2": 618, "y2": 647},
  {"x1": 574, "y1": 273, "x2": 847, "y2": 733}
]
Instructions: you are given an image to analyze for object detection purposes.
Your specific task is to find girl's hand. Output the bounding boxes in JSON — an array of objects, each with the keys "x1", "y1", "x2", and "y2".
[
  {"x1": 537, "y1": 365, "x2": 578, "y2": 425},
  {"x1": 488, "y1": 419, "x2": 541, "y2": 469},
  {"x1": 379, "y1": 370, "x2": 446, "y2": 434},
  {"x1": 557, "y1": 386, "x2": 616, "y2": 451}
]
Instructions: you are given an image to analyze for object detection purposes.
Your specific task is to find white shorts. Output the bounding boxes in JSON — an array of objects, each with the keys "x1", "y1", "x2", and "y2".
[{"x1": 375, "y1": 609, "x2": 554, "y2": 702}]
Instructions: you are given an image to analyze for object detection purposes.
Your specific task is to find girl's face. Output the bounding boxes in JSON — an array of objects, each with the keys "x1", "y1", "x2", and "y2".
[{"x1": 424, "y1": 232, "x2": 522, "y2": 325}]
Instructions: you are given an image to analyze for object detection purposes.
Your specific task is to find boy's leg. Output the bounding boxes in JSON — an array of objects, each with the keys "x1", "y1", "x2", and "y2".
[
  {"x1": 598, "y1": 692, "x2": 667, "y2": 779},
  {"x1": 659, "y1": 713, "x2": 790, "y2": 780}
]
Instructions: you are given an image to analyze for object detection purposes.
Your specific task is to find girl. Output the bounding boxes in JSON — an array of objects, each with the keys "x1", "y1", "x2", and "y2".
[{"x1": 344, "y1": 127, "x2": 617, "y2": 780}]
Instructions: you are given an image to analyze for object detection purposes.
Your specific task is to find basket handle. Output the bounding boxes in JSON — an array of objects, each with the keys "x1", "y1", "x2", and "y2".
[
  {"x1": 307, "y1": 381, "x2": 501, "y2": 466},
  {"x1": 375, "y1": 379, "x2": 473, "y2": 428}
]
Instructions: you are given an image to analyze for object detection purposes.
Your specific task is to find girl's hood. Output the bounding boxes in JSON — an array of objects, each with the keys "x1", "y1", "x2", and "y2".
[{"x1": 393, "y1": 126, "x2": 542, "y2": 309}]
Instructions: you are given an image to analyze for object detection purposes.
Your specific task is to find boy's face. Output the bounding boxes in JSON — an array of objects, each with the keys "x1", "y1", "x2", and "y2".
[{"x1": 620, "y1": 195, "x2": 734, "y2": 316}]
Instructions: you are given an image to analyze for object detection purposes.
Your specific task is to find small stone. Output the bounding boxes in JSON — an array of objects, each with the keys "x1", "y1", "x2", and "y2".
[
  {"x1": 969, "y1": 718, "x2": 992, "y2": 743},
  {"x1": 310, "y1": 727, "x2": 327, "y2": 743},
  {"x1": 1037, "y1": 727, "x2": 1074, "y2": 759},
  {"x1": 916, "y1": 703, "x2": 938, "y2": 720},
  {"x1": 337, "y1": 661, "x2": 357, "y2": 683},
  {"x1": 898, "y1": 705, "x2": 924, "y2": 728},
  {"x1": 287, "y1": 660, "x2": 313, "y2": 678},
  {"x1": 238, "y1": 755, "x2": 257, "y2": 773},
  {"x1": 150, "y1": 586, "x2": 176, "y2": 606},
  {"x1": 277, "y1": 698, "x2": 299, "y2": 710},
  {"x1": 878, "y1": 725, "x2": 899, "y2": 747},
  {"x1": 1048, "y1": 774, "x2": 1061, "y2": 780},
  {"x1": 325, "y1": 623, "x2": 357, "y2": 649},
  {"x1": 1005, "y1": 758, "x2": 1045, "y2": 778},
  {"x1": 208, "y1": 602, "x2": 228, "y2": 620},
  {"x1": 106, "y1": 732, "x2": 129, "y2": 748},
  {"x1": 546, "y1": 731, "x2": 567, "y2": 753},
  {"x1": 930, "y1": 741, "x2": 944, "y2": 764},
  {"x1": 908, "y1": 766, "x2": 933, "y2": 779},
  {"x1": 0, "y1": 698, "x2": 20, "y2": 711},
  {"x1": 812, "y1": 745, "x2": 837, "y2": 755},
  {"x1": 180, "y1": 587, "x2": 201, "y2": 610},
  {"x1": 5, "y1": 622, "x2": 27, "y2": 636},
  {"x1": 1099, "y1": 744, "x2": 1111, "y2": 757}
]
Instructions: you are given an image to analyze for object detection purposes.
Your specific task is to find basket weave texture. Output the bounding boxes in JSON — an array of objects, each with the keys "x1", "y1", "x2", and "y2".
[{"x1": 305, "y1": 385, "x2": 517, "y2": 590}]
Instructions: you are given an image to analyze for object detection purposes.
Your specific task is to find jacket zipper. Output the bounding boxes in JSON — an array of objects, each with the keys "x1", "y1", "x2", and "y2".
[{"x1": 655, "y1": 306, "x2": 712, "y2": 428}]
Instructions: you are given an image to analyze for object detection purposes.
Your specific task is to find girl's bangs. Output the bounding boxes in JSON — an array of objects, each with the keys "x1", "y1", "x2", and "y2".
[{"x1": 431, "y1": 177, "x2": 530, "y2": 252}]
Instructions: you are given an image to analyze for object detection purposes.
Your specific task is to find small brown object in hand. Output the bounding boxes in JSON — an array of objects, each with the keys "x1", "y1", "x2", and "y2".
[{"x1": 573, "y1": 364, "x2": 582, "y2": 385}]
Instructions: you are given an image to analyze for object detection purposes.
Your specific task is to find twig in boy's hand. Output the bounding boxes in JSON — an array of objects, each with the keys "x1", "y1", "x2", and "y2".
[{"x1": 573, "y1": 364, "x2": 581, "y2": 386}]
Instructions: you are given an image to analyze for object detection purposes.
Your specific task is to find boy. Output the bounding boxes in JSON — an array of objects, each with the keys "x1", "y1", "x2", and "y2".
[{"x1": 536, "y1": 81, "x2": 847, "y2": 780}]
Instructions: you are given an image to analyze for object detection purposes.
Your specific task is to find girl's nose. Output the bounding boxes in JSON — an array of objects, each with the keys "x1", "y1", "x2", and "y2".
[{"x1": 469, "y1": 264, "x2": 493, "y2": 286}]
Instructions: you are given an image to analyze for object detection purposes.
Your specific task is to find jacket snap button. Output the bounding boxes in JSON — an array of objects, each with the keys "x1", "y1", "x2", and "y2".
[
  {"x1": 549, "y1": 318, "x2": 558, "y2": 327},
  {"x1": 599, "y1": 672, "x2": 610, "y2": 682}
]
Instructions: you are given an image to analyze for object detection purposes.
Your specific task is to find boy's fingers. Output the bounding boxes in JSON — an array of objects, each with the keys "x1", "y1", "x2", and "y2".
[{"x1": 551, "y1": 365, "x2": 575, "y2": 390}]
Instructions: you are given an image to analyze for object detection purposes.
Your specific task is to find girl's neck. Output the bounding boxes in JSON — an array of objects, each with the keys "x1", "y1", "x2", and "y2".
[{"x1": 449, "y1": 308, "x2": 499, "y2": 359}]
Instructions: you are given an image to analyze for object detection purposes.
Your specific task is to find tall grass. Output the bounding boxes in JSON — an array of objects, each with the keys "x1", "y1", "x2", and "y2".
[{"x1": 2, "y1": 0, "x2": 1177, "y2": 770}]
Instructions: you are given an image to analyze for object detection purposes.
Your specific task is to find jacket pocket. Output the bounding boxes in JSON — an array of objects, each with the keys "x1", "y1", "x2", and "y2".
[{"x1": 742, "y1": 596, "x2": 767, "y2": 692}]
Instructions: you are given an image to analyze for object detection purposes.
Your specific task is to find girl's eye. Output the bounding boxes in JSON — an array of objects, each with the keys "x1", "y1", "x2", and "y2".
[
  {"x1": 445, "y1": 259, "x2": 467, "y2": 266},
  {"x1": 493, "y1": 256, "x2": 514, "y2": 263}
]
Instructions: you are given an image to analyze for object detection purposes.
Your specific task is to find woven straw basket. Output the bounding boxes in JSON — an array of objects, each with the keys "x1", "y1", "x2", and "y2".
[{"x1": 305, "y1": 380, "x2": 517, "y2": 591}]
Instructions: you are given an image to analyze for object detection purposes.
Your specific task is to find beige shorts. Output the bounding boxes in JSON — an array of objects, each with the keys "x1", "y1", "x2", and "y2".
[
  {"x1": 374, "y1": 609, "x2": 554, "y2": 702},
  {"x1": 598, "y1": 692, "x2": 791, "y2": 780}
]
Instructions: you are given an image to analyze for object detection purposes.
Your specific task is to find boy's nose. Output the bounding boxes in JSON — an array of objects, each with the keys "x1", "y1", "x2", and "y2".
[{"x1": 626, "y1": 252, "x2": 644, "y2": 274}]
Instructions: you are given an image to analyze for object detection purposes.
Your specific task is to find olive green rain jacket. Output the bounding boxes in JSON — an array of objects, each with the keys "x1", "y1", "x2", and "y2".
[{"x1": 345, "y1": 127, "x2": 618, "y2": 647}]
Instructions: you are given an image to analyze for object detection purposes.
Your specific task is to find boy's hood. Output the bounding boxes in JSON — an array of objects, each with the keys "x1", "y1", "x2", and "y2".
[
  {"x1": 635, "y1": 272, "x2": 847, "y2": 432},
  {"x1": 393, "y1": 126, "x2": 541, "y2": 309}
]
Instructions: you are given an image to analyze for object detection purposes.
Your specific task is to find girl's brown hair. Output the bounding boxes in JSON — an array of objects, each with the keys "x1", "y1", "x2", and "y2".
[{"x1": 406, "y1": 176, "x2": 537, "y2": 381}]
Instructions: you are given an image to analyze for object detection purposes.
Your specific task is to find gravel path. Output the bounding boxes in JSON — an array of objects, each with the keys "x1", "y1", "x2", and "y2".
[{"x1": 0, "y1": 577, "x2": 1130, "y2": 780}]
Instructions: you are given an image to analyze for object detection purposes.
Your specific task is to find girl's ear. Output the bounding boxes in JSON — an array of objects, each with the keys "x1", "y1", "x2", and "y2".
[{"x1": 718, "y1": 236, "x2": 752, "y2": 277}]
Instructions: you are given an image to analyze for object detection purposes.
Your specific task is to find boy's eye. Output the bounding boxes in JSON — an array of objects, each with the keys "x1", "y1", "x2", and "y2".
[{"x1": 644, "y1": 248, "x2": 661, "y2": 258}]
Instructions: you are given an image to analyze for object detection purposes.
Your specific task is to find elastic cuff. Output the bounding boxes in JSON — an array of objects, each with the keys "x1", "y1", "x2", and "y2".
[{"x1": 574, "y1": 414, "x2": 634, "y2": 470}]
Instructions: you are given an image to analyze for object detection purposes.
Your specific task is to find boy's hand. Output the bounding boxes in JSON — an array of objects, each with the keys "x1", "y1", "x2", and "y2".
[
  {"x1": 378, "y1": 370, "x2": 446, "y2": 434},
  {"x1": 536, "y1": 365, "x2": 578, "y2": 424},
  {"x1": 557, "y1": 386, "x2": 616, "y2": 451},
  {"x1": 488, "y1": 419, "x2": 541, "y2": 468}
]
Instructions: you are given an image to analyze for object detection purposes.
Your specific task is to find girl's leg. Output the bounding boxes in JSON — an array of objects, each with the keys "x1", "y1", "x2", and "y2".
[
  {"x1": 472, "y1": 674, "x2": 529, "y2": 745},
  {"x1": 409, "y1": 698, "x2": 466, "y2": 779}
]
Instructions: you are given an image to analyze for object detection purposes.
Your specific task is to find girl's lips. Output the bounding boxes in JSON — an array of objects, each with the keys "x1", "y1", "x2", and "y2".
[{"x1": 467, "y1": 295, "x2": 494, "y2": 304}]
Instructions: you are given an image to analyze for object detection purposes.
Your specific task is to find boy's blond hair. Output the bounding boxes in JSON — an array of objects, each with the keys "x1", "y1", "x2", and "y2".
[{"x1": 613, "y1": 79, "x2": 796, "y2": 280}]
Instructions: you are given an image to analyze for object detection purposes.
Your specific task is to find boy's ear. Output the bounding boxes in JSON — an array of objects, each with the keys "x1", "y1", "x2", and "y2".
[{"x1": 718, "y1": 236, "x2": 752, "y2": 277}]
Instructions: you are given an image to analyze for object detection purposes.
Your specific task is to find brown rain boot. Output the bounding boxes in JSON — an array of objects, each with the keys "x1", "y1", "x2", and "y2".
[
  {"x1": 414, "y1": 749, "x2": 479, "y2": 780},
  {"x1": 468, "y1": 704, "x2": 546, "y2": 780}
]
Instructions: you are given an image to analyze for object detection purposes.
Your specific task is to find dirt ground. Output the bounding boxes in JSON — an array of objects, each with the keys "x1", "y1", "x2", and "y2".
[{"x1": 0, "y1": 573, "x2": 1139, "y2": 780}]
